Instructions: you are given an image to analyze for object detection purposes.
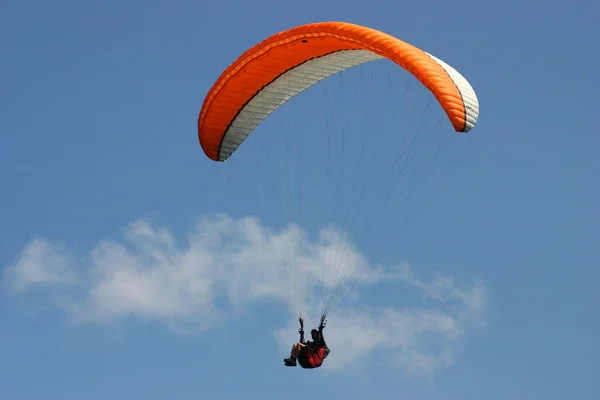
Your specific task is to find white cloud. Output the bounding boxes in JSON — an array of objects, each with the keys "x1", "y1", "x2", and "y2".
[
  {"x1": 4, "y1": 238, "x2": 75, "y2": 292},
  {"x1": 3, "y1": 213, "x2": 487, "y2": 377}
]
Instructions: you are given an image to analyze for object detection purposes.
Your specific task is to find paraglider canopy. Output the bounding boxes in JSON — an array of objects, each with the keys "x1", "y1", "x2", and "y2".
[{"x1": 198, "y1": 21, "x2": 479, "y2": 163}]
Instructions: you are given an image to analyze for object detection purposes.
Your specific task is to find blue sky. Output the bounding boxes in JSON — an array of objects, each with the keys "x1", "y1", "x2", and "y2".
[{"x1": 1, "y1": 0, "x2": 599, "y2": 399}]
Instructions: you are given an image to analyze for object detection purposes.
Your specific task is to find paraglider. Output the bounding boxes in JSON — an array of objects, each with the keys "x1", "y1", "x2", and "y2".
[
  {"x1": 284, "y1": 316, "x2": 330, "y2": 368},
  {"x1": 197, "y1": 21, "x2": 480, "y2": 368}
]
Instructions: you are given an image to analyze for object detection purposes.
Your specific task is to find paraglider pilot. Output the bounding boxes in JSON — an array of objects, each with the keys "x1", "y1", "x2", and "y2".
[{"x1": 284, "y1": 315, "x2": 330, "y2": 368}]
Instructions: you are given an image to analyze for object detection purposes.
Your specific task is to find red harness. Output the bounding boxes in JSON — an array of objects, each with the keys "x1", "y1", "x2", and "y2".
[{"x1": 299, "y1": 346, "x2": 326, "y2": 368}]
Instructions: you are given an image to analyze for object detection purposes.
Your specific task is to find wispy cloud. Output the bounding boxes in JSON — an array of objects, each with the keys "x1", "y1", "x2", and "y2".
[
  {"x1": 4, "y1": 238, "x2": 75, "y2": 292},
  {"x1": 3, "y1": 213, "x2": 487, "y2": 377}
]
